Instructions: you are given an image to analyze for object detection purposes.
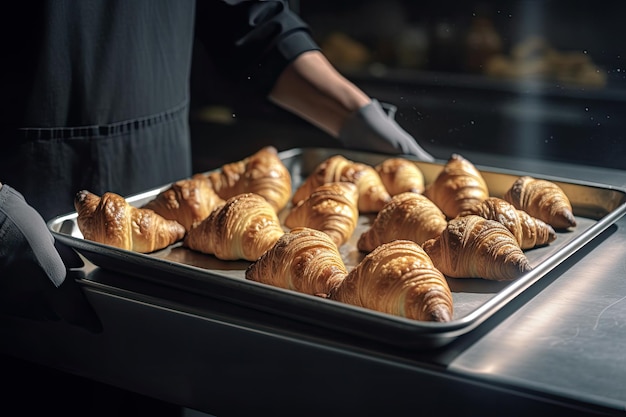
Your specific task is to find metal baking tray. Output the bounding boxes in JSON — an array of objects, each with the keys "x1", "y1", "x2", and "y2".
[{"x1": 48, "y1": 147, "x2": 626, "y2": 349}]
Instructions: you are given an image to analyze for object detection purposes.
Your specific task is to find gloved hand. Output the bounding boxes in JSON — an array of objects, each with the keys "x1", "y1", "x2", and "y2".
[
  {"x1": 0, "y1": 184, "x2": 66, "y2": 286},
  {"x1": 338, "y1": 99, "x2": 435, "y2": 162},
  {"x1": 0, "y1": 183, "x2": 66, "y2": 318},
  {"x1": 0, "y1": 183, "x2": 102, "y2": 332}
]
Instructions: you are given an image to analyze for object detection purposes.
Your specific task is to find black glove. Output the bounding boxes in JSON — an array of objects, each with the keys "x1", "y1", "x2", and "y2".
[{"x1": 338, "y1": 99, "x2": 435, "y2": 162}]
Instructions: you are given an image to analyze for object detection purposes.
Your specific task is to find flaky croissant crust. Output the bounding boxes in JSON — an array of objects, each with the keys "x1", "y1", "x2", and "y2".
[
  {"x1": 75, "y1": 190, "x2": 185, "y2": 253},
  {"x1": 459, "y1": 197, "x2": 557, "y2": 249},
  {"x1": 424, "y1": 153, "x2": 489, "y2": 219},
  {"x1": 245, "y1": 227, "x2": 348, "y2": 297},
  {"x1": 183, "y1": 192, "x2": 284, "y2": 261},
  {"x1": 284, "y1": 182, "x2": 359, "y2": 247},
  {"x1": 422, "y1": 215, "x2": 532, "y2": 281},
  {"x1": 504, "y1": 175, "x2": 577, "y2": 229},
  {"x1": 357, "y1": 192, "x2": 447, "y2": 252},
  {"x1": 329, "y1": 239, "x2": 453, "y2": 322},
  {"x1": 206, "y1": 146, "x2": 292, "y2": 212},
  {"x1": 142, "y1": 174, "x2": 225, "y2": 231},
  {"x1": 375, "y1": 157, "x2": 425, "y2": 195},
  {"x1": 292, "y1": 155, "x2": 391, "y2": 213}
]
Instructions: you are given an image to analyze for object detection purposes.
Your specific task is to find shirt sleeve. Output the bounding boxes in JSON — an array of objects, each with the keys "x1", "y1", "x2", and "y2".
[{"x1": 194, "y1": 0, "x2": 320, "y2": 95}]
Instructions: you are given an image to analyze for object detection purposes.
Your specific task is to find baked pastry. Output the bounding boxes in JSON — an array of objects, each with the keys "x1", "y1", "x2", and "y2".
[
  {"x1": 245, "y1": 227, "x2": 348, "y2": 297},
  {"x1": 75, "y1": 190, "x2": 185, "y2": 253},
  {"x1": 183, "y1": 192, "x2": 284, "y2": 261},
  {"x1": 375, "y1": 157, "x2": 425, "y2": 195},
  {"x1": 142, "y1": 174, "x2": 225, "y2": 231},
  {"x1": 328, "y1": 240, "x2": 453, "y2": 322},
  {"x1": 205, "y1": 146, "x2": 292, "y2": 212},
  {"x1": 422, "y1": 215, "x2": 532, "y2": 281},
  {"x1": 503, "y1": 175, "x2": 577, "y2": 229},
  {"x1": 292, "y1": 155, "x2": 391, "y2": 213},
  {"x1": 424, "y1": 154, "x2": 489, "y2": 219},
  {"x1": 284, "y1": 182, "x2": 359, "y2": 247},
  {"x1": 357, "y1": 192, "x2": 447, "y2": 252},
  {"x1": 459, "y1": 197, "x2": 557, "y2": 249}
]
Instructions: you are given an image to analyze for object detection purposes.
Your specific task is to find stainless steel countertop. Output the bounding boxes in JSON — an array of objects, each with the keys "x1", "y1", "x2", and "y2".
[
  {"x1": 446, "y1": 151, "x2": 626, "y2": 412},
  {"x1": 2, "y1": 150, "x2": 626, "y2": 416}
]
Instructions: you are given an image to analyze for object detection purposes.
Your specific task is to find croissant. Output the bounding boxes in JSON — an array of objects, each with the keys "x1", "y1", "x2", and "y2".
[
  {"x1": 422, "y1": 215, "x2": 532, "y2": 281},
  {"x1": 503, "y1": 175, "x2": 577, "y2": 229},
  {"x1": 205, "y1": 146, "x2": 292, "y2": 212},
  {"x1": 375, "y1": 157, "x2": 425, "y2": 195},
  {"x1": 74, "y1": 190, "x2": 185, "y2": 253},
  {"x1": 245, "y1": 227, "x2": 348, "y2": 297},
  {"x1": 284, "y1": 182, "x2": 359, "y2": 247},
  {"x1": 292, "y1": 155, "x2": 391, "y2": 213},
  {"x1": 424, "y1": 153, "x2": 489, "y2": 219},
  {"x1": 142, "y1": 174, "x2": 225, "y2": 231},
  {"x1": 357, "y1": 192, "x2": 447, "y2": 252},
  {"x1": 328, "y1": 240, "x2": 453, "y2": 322},
  {"x1": 183, "y1": 193, "x2": 284, "y2": 261},
  {"x1": 459, "y1": 197, "x2": 557, "y2": 249}
]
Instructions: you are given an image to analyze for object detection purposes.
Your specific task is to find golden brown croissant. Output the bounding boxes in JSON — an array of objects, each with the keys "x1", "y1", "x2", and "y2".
[
  {"x1": 503, "y1": 175, "x2": 577, "y2": 229},
  {"x1": 424, "y1": 153, "x2": 489, "y2": 219},
  {"x1": 284, "y1": 182, "x2": 359, "y2": 247},
  {"x1": 74, "y1": 190, "x2": 185, "y2": 253},
  {"x1": 205, "y1": 146, "x2": 292, "y2": 212},
  {"x1": 357, "y1": 192, "x2": 447, "y2": 252},
  {"x1": 292, "y1": 155, "x2": 391, "y2": 213},
  {"x1": 422, "y1": 215, "x2": 532, "y2": 281},
  {"x1": 183, "y1": 193, "x2": 284, "y2": 261},
  {"x1": 142, "y1": 174, "x2": 225, "y2": 231},
  {"x1": 328, "y1": 240, "x2": 453, "y2": 322},
  {"x1": 375, "y1": 157, "x2": 425, "y2": 195},
  {"x1": 245, "y1": 227, "x2": 348, "y2": 297},
  {"x1": 459, "y1": 197, "x2": 557, "y2": 249}
]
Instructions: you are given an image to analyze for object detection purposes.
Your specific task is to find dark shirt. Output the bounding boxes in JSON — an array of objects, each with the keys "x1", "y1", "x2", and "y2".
[{"x1": 1, "y1": 0, "x2": 318, "y2": 220}]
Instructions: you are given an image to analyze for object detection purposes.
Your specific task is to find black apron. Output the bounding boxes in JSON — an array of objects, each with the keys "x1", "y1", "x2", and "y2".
[
  {"x1": 1, "y1": 0, "x2": 317, "y2": 221},
  {"x1": 4, "y1": 105, "x2": 193, "y2": 221}
]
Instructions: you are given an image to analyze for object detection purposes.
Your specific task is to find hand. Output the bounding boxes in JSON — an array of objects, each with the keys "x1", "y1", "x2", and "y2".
[
  {"x1": 0, "y1": 183, "x2": 66, "y2": 286},
  {"x1": 338, "y1": 99, "x2": 435, "y2": 162},
  {"x1": 0, "y1": 183, "x2": 66, "y2": 318},
  {"x1": 0, "y1": 184, "x2": 101, "y2": 332}
]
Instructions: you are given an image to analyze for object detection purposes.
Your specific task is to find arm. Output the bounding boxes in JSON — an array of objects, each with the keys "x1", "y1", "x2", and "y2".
[
  {"x1": 269, "y1": 51, "x2": 435, "y2": 160},
  {"x1": 195, "y1": 0, "x2": 434, "y2": 160},
  {"x1": 268, "y1": 50, "x2": 371, "y2": 137}
]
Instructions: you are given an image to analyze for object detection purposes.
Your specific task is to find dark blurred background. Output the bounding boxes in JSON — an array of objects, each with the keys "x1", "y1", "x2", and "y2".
[{"x1": 189, "y1": 0, "x2": 626, "y2": 171}]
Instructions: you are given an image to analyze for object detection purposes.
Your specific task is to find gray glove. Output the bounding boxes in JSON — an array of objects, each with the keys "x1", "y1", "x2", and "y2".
[
  {"x1": 0, "y1": 184, "x2": 66, "y2": 318},
  {"x1": 0, "y1": 184, "x2": 101, "y2": 332},
  {"x1": 0, "y1": 184, "x2": 66, "y2": 287},
  {"x1": 338, "y1": 99, "x2": 435, "y2": 162}
]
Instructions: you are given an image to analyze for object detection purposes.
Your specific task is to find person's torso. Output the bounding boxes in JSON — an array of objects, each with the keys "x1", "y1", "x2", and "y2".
[
  {"x1": 0, "y1": 0, "x2": 197, "y2": 220},
  {"x1": 5, "y1": 0, "x2": 196, "y2": 128}
]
